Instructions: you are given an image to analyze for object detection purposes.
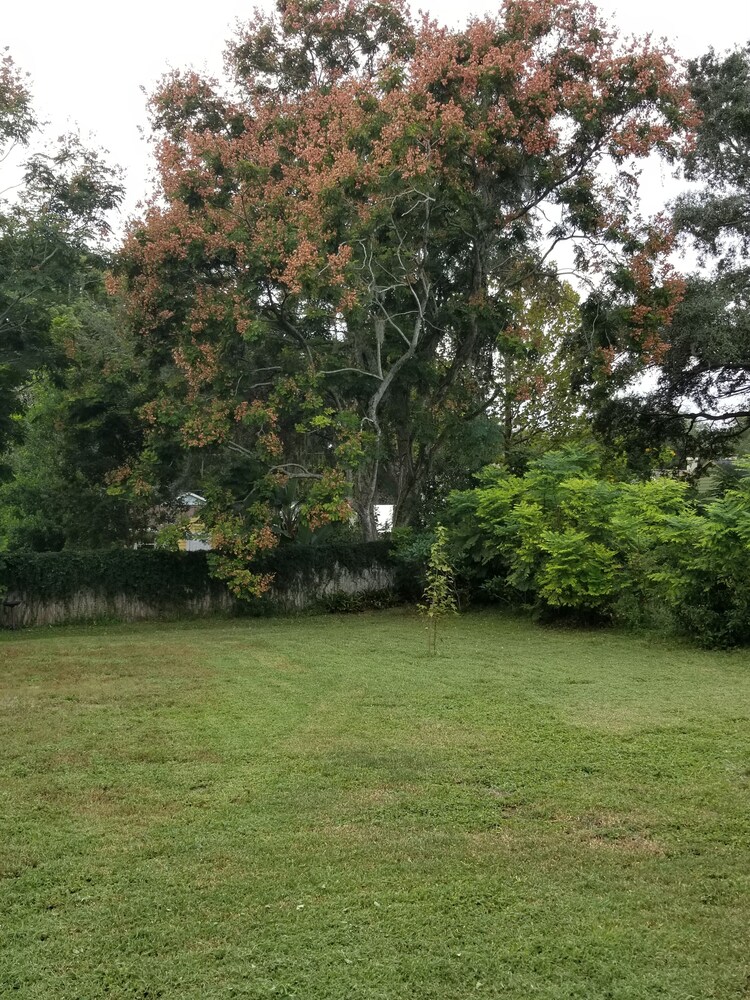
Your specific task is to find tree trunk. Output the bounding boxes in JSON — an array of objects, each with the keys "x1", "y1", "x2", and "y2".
[
  {"x1": 352, "y1": 469, "x2": 380, "y2": 541},
  {"x1": 353, "y1": 497, "x2": 379, "y2": 541}
]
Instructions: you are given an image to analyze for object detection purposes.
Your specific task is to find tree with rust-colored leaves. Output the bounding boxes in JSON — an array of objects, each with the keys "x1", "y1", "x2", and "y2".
[{"x1": 120, "y1": 0, "x2": 693, "y2": 595}]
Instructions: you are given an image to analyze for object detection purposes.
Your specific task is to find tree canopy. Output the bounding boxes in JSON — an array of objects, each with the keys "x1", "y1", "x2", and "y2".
[
  {"x1": 4, "y1": 13, "x2": 750, "y2": 613},
  {"x1": 0, "y1": 51, "x2": 125, "y2": 460},
  {"x1": 0, "y1": 53, "x2": 147, "y2": 550},
  {"x1": 667, "y1": 45, "x2": 750, "y2": 435},
  {"x1": 584, "y1": 42, "x2": 750, "y2": 473},
  {"x1": 118, "y1": 0, "x2": 693, "y2": 594}
]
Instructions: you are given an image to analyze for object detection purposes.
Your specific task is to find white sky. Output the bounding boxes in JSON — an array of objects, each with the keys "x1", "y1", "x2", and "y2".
[{"x1": 3, "y1": 0, "x2": 748, "y2": 224}]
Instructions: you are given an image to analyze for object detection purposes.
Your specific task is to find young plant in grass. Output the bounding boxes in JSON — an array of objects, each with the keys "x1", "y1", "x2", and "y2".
[{"x1": 419, "y1": 526, "x2": 458, "y2": 654}]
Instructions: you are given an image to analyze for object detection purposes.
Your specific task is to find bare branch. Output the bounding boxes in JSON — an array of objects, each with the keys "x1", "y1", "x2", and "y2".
[{"x1": 319, "y1": 367, "x2": 382, "y2": 380}]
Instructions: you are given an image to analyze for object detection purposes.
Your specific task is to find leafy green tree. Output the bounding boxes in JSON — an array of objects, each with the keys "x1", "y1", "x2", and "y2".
[
  {"x1": 665, "y1": 43, "x2": 750, "y2": 447},
  {"x1": 580, "y1": 43, "x2": 750, "y2": 473},
  {"x1": 120, "y1": 0, "x2": 693, "y2": 584},
  {"x1": 0, "y1": 53, "x2": 124, "y2": 460},
  {"x1": 0, "y1": 51, "x2": 144, "y2": 550}
]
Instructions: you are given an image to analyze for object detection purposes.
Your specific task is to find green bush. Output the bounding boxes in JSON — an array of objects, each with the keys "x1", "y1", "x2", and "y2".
[
  {"x1": 447, "y1": 450, "x2": 687, "y2": 615},
  {"x1": 445, "y1": 447, "x2": 750, "y2": 647},
  {"x1": 657, "y1": 477, "x2": 750, "y2": 648},
  {"x1": 443, "y1": 450, "x2": 705, "y2": 632}
]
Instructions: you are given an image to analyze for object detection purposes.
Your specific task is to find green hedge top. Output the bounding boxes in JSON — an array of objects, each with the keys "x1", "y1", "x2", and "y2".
[
  {"x1": 253, "y1": 540, "x2": 393, "y2": 590},
  {"x1": 0, "y1": 542, "x2": 394, "y2": 603}
]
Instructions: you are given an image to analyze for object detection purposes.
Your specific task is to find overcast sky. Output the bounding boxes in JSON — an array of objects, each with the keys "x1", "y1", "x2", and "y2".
[{"x1": 4, "y1": 0, "x2": 748, "y2": 223}]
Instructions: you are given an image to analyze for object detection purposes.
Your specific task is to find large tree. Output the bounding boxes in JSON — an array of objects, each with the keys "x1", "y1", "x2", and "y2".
[
  {"x1": 584, "y1": 42, "x2": 750, "y2": 474},
  {"x1": 667, "y1": 43, "x2": 750, "y2": 452},
  {"x1": 121, "y1": 0, "x2": 692, "y2": 581}
]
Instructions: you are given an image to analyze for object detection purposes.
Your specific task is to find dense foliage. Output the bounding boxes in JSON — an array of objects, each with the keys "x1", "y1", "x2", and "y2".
[
  {"x1": 579, "y1": 43, "x2": 750, "y2": 473},
  {"x1": 0, "y1": 53, "x2": 146, "y2": 550},
  {"x1": 118, "y1": 0, "x2": 692, "y2": 600},
  {"x1": 1, "y1": 16, "x2": 750, "y2": 644},
  {"x1": 445, "y1": 448, "x2": 750, "y2": 647},
  {"x1": 0, "y1": 301, "x2": 149, "y2": 551},
  {"x1": 0, "y1": 541, "x2": 394, "y2": 609}
]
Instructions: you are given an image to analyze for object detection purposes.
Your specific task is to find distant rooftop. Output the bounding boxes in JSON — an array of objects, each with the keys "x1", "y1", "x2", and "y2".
[{"x1": 177, "y1": 492, "x2": 206, "y2": 506}]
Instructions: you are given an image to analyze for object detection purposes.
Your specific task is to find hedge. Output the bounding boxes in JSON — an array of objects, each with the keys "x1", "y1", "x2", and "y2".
[
  {"x1": 0, "y1": 541, "x2": 395, "y2": 604},
  {"x1": 253, "y1": 540, "x2": 394, "y2": 591}
]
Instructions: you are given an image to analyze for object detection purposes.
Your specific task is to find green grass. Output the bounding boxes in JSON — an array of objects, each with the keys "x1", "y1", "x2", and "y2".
[{"x1": 1, "y1": 609, "x2": 749, "y2": 999}]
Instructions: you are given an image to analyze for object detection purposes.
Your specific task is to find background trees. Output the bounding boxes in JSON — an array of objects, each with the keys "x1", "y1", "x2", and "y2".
[
  {"x1": 664, "y1": 44, "x2": 750, "y2": 450},
  {"x1": 2, "y1": 12, "x2": 749, "y2": 619},
  {"x1": 581, "y1": 43, "x2": 750, "y2": 474},
  {"x1": 0, "y1": 53, "x2": 147, "y2": 550},
  {"x1": 0, "y1": 298, "x2": 149, "y2": 551},
  {"x1": 0, "y1": 125, "x2": 125, "y2": 445},
  {"x1": 121, "y1": 0, "x2": 692, "y2": 558}
]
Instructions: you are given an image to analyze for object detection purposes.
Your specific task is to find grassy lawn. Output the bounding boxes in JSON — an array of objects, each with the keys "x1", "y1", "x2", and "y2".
[{"x1": 1, "y1": 609, "x2": 749, "y2": 999}]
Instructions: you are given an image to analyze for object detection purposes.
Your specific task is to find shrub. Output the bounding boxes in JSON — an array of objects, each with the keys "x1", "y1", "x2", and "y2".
[
  {"x1": 390, "y1": 527, "x2": 436, "y2": 601},
  {"x1": 445, "y1": 448, "x2": 693, "y2": 624},
  {"x1": 659, "y1": 477, "x2": 750, "y2": 648},
  {"x1": 445, "y1": 447, "x2": 750, "y2": 647}
]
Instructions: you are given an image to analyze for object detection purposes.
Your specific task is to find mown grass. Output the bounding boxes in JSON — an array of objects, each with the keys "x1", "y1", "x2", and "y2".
[{"x1": 1, "y1": 609, "x2": 749, "y2": 999}]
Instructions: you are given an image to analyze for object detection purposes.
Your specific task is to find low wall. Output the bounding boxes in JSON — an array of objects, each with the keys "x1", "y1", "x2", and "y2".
[
  {"x1": 0, "y1": 544, "x2": 397, "y2": 628},
  {"x1": 2, "y1": 589, "x2": 237, "y2": 628},
  {"x1": 269, "y1": 561, "x2": 395, "y2": 612}
]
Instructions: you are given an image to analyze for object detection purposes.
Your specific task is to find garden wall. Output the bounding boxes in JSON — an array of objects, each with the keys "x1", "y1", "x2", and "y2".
[{"x1": 0, "y1": 543, "x2": 396, "y2": 628}]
